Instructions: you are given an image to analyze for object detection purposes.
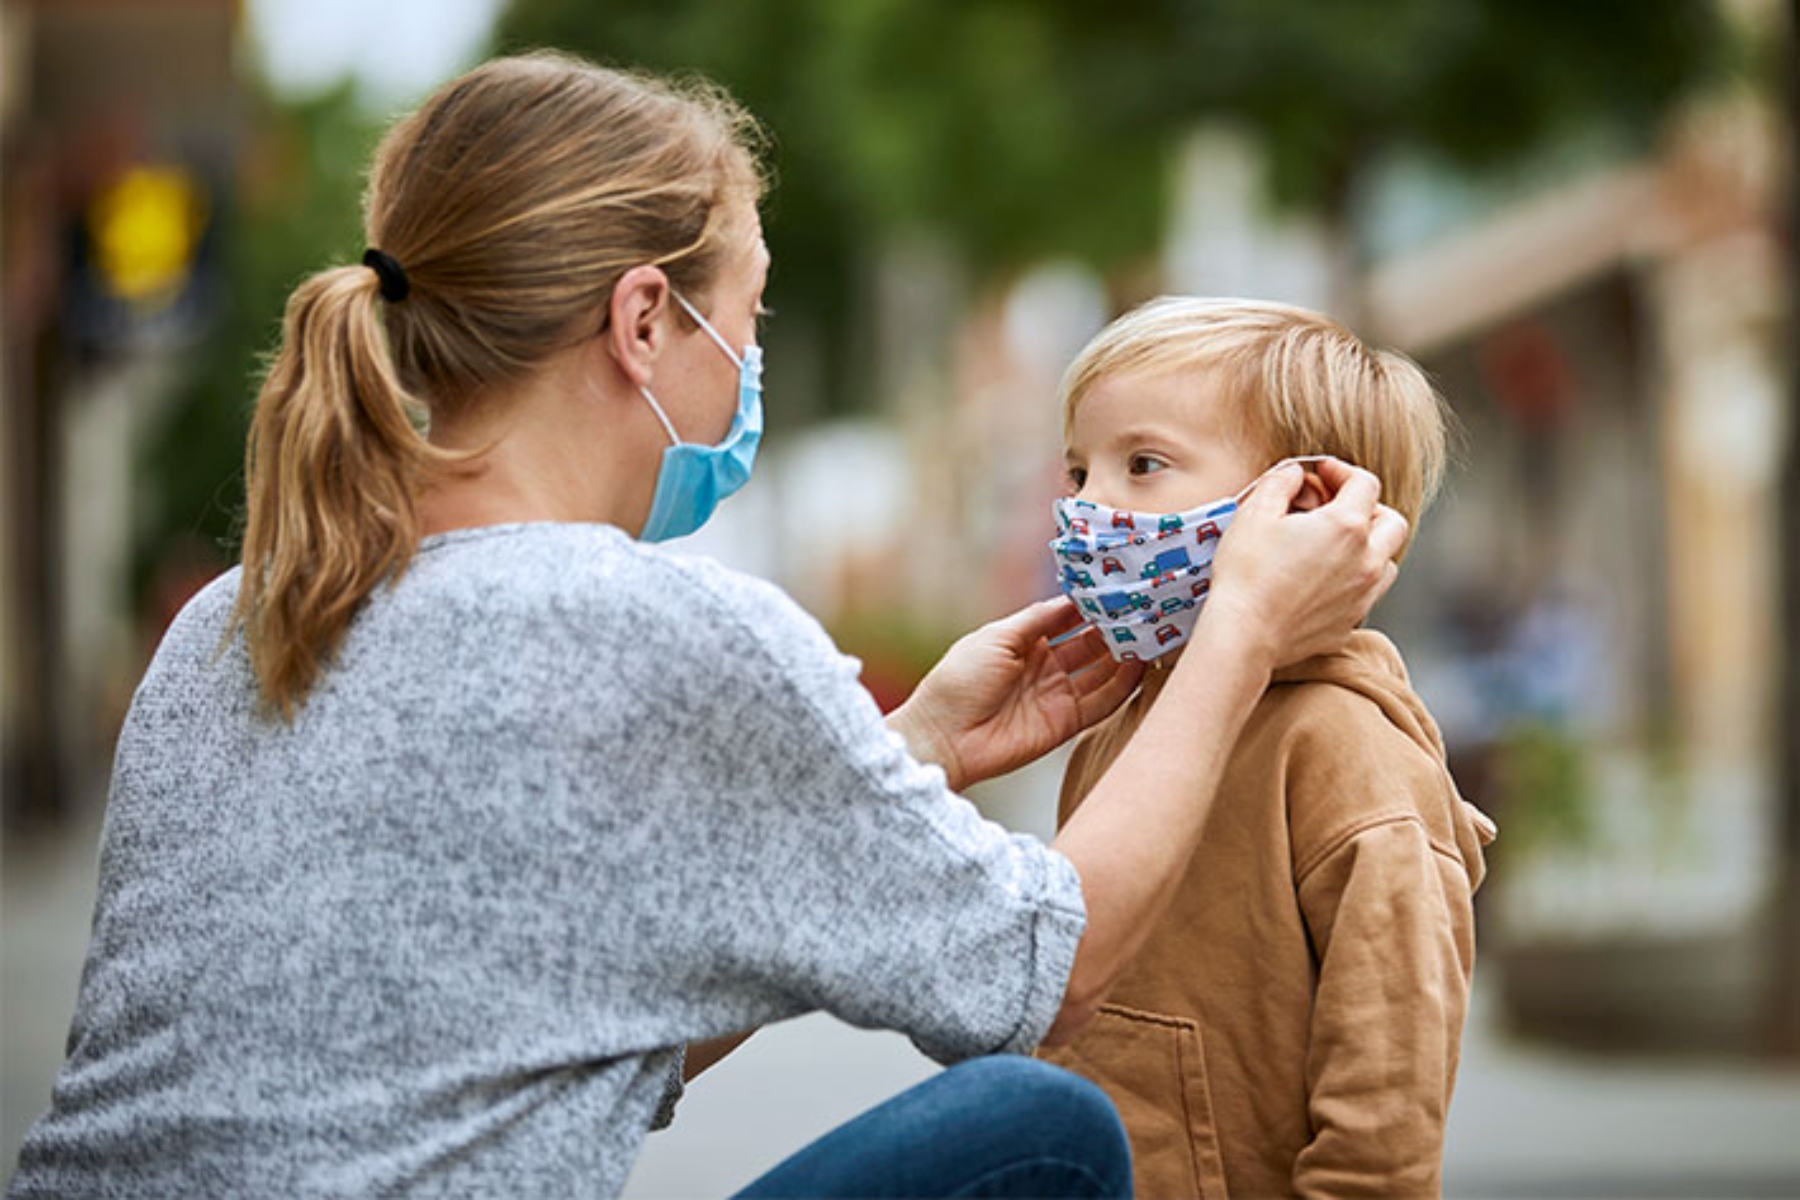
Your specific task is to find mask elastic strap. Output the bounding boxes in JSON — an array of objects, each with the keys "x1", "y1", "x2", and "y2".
[
  {"x1": 673, "y1": 291, "x2": 745, "y2": 369},
  {"x1": 1232, "y1": 455, "x2": 1333, "y2": 505},
  {"x1": 637, "y1": 386, "x2": 682, "y2": 447}
]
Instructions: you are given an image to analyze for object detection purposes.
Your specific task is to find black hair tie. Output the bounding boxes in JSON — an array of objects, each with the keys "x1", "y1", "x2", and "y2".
[{"x1": 361, "y1": 248, "x2": 410, "y2": 303}]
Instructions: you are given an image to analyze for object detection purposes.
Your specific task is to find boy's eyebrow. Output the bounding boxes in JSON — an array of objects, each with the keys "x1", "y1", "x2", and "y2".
[
  {"x1": 1091, "y1": 423, "x2": 1181, "y2": 451},
  {"x1": 1065, "y1": 424, "x2": 1177, "y2": 463}
]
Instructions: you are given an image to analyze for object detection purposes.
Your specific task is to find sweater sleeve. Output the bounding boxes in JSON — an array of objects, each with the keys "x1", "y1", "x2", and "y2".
[
  {"x1": 1291, "y1": 816, "x2": 1475, "y2": 1199},
  {"x1": 583, "y1": 555, "x2": 1088, "y2": 1066}
]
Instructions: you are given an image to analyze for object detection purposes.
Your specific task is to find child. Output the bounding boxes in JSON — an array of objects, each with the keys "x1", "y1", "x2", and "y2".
[{"x1": 1039, "y1": 297, "x2": 1497, "y2": 1199}]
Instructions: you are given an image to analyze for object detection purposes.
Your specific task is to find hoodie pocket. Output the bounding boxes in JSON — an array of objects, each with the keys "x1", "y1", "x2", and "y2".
[{"x1": 1040, "y1": 1003, "x2": 1229, "y2": 1199}]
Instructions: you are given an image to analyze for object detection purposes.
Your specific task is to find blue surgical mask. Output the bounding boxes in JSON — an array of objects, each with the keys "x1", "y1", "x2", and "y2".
[{"x1": 636, "y1": 292, "x2": 764, "y2": 542}]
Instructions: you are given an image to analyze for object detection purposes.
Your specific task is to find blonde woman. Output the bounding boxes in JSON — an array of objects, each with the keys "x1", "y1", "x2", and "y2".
[{"x1": 9, "y1": 57, "x2": 1406, "y2": 1198}]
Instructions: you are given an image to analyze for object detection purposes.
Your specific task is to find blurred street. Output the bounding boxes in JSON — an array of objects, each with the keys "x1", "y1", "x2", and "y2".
[{"x1": 8, "y1": 762, "x2": 1798, "y2": 1197}]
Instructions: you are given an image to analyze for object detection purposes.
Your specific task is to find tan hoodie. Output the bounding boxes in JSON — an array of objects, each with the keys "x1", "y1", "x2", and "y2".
[{"x1": 1040, "y1": 630, "x2": 1495, "y2": 1199}]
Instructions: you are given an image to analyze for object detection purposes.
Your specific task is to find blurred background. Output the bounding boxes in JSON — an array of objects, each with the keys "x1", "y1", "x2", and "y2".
[{"x1": 2, "y1": 0, "x2": 1796, "y2": 1194}]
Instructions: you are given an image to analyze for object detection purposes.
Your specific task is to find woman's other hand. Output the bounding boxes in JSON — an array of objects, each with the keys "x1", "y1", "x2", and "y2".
[
  {"x1": 1206, "y1": 458, "x2": 1410, "y2": 674},
  {"x1": 886, "y1": 599, "x2": 1143, "y2": 792}
]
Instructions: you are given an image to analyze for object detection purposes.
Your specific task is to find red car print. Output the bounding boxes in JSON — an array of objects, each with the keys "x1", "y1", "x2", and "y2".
[
  {"x1": 1190, "y1": 578, "x2": 1211, "y2": 599},
  {"x1": 1101, "y1": 556, "x2": 1126, "y2": 576},
  {"x1": 1156, "y1": 624, "x2": 1182, "y2": 646},
  {"x1": 1112, "y1": 511, "x2": 1136, "y2": 530},
  {"x1": 1194, "y1": 521, "x2": 1221, "y2": 543}
]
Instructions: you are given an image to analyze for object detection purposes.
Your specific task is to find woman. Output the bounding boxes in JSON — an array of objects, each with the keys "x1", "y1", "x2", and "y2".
[{"x1": 9, "y1": 53, "x2": 1406, "y2": 1198}]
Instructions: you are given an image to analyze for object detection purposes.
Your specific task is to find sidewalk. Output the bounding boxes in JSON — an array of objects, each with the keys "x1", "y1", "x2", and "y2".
[
  {"x1": 1, "y1": 801, "x2": 105, "y2": 1175},
  {"x1": 1442, "y1": 985, "x2": 1800, "y2": 1198}
]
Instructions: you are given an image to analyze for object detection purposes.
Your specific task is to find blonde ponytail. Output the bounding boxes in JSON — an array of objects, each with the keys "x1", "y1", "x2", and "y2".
[
  {"x1": 231, "y1": 50, "x2": 767, "y2": 718},
  {"x1": 234, "y1": 265, "x2": 458, "y2": 717}
]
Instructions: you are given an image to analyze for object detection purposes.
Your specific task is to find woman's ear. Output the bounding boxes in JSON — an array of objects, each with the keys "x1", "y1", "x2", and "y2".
[{"x1": 604, "y1": 265, "x2": 672, "y2": 388}]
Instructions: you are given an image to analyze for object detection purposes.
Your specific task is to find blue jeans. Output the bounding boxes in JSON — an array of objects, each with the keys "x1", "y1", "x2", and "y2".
[{"x1": 730, "y1": 1056, "x2": 1131, "y2": 1199}]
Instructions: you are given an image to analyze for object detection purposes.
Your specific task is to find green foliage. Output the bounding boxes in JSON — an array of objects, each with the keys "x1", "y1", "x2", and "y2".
[
  {"x1": 1490, "y1": 720, "x2": 1596, "y2": 866},
  {"x1": 1139, "y1": 0, "x2": 1729, "y2": 206},
  {"x1": 495, "y1": 0, "x2": 1728, "y2": 392},
  {"x1": 828, "y1": 606, "x2": 959, "y2": 714},
  {"x1": 136, "y1": 83, "x2": 379, "y2": 580},
  {"x1": 135, "y1": 0, "x2": 1732, "y2": 588}
]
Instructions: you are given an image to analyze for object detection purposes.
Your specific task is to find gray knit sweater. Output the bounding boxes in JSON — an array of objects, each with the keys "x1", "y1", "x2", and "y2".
[{"x1": 9, "y1": 523, "x2": 1086, "y2": 1198}]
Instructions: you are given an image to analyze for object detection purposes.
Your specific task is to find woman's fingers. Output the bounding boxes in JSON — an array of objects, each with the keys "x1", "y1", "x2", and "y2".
[
  {"x1": 1069, "y1": 654, "x2": 1144, "y2": 724},
  {"x1": 1048, "y1": 620, "x2": 1108, "y2": 673},
  {"x1": 998, "y1": 595, "x2": 1087, "y2": 647},
  {"x1": 1202, "y1": 455, "x2": 1415, "y2": 671},
  {"x1": 1312, "y1": 457, "x2": 1382, "y2": 518},
  {"x1": 1370, "y1": 504, "x2": 1410, "y2": 563},
  {"x1": 1237, "y1": 461, "x2": 1307, "y2": 520}
]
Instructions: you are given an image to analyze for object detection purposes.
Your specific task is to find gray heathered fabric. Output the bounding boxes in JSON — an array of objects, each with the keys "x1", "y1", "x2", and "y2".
[{"x1": 8, "y1": 522, "x2": 1085, "y2": 1199}]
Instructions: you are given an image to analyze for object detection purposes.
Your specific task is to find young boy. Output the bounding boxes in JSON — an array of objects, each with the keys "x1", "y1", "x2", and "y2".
[{"x1": 1039, "y1": 297, "x2": 1497, "y2": 1199}]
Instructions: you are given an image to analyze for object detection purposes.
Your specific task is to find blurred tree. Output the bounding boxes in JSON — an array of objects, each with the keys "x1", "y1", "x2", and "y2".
[
  {"x1": 1773, "y1": 0, "x2": 1799, "y2": 1058},
  {"x1": 139, "y1": 0, "x2": 1731, "y2": 577},
  {"x1": 136, "y1": 83, "x2": 376, "y2": 589},
  {"x1": 497, "y1": 0, "x2": 1728, "y2": 362}
]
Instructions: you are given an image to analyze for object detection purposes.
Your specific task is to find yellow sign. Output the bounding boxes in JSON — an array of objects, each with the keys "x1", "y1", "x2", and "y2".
[{"x1": 86, "y1": 166, "x2": 209, "y2": 306}]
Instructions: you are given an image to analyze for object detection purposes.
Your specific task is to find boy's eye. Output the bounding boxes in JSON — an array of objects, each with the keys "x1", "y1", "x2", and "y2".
[{"x1": 1129, "y1": 454, "x2": 1167, "y2": 476}]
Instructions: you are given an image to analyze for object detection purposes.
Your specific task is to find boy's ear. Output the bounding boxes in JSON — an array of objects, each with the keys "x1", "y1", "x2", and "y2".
[{"x1": 1291, "y1": 471, "x2": 1330, "y2": 513}]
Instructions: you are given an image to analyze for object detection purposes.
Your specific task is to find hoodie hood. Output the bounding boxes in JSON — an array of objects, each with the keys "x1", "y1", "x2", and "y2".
[{"x1": 1272, "y1": 629, "x2": 1497, "y2": 889}]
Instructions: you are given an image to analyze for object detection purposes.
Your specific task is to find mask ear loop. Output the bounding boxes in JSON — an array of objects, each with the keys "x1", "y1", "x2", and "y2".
[
  {"x1": 673, "y1": 291, "x2": 745, "y2": 369},
  {"x1": 634, "y1": 290, "x2": 734, "y2": 448},
  {"x1": 637, "y1": 387, "x2": 683, "y2": 447},
  {"x1": 1233, "y1": 455, "x2": 1333, "y2": 505}
]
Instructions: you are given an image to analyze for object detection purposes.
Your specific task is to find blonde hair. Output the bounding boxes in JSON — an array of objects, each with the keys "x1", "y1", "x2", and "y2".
[
  {"x1": 1061, "y1": 296, "x2": 1449, "y2": 540},
  {"x1": 235, "y1": 52, "x2": 766, "y2": 717}
]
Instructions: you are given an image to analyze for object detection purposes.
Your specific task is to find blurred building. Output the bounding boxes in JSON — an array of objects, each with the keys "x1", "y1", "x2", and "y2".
[
  {"x1": 1368, "y1": 94, "x2": 1787, "y2": 1053},
  {"x1": 1, "y1": 0, "x2": 239, "y2": 825}
]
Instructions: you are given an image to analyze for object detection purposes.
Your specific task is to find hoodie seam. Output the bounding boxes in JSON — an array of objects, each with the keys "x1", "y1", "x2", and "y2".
[{"x1": 1294, "y1": 811, "x2": 1450, "y2": 886}]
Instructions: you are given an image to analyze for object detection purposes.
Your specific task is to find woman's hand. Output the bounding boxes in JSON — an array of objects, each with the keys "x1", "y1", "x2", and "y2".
[
  {"x1": 1205, "y1": 457, "x2": 1410, "y2": 675},
  {"x1": 885, "y1": 599, "x2": 1143, "y2": 792}
]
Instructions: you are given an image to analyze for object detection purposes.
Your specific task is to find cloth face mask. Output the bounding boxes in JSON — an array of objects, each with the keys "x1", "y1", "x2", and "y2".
[
  {"x1": 1048, "y1": 457, "x2": 1330, "y2": 662},
  {"x1": 636, "y1": 292, "x2": 764, "y2": 542}
]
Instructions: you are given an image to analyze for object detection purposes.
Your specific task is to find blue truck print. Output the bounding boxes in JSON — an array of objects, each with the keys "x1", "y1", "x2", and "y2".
[
  {"x1": 1139, "y1": 546, "x2": 1192, "y2": 580},
  {"x1": 1097, "y1": 591, "x2": 1151, "y2": 618}
]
